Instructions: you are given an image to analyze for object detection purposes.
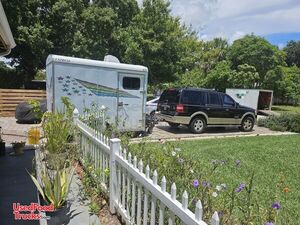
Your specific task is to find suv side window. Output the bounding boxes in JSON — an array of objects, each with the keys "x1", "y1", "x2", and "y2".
[
  {"x1": 159, "y1": 89, "x2": 180, "y2": 103},
  {"x1": 208, "y1": 92, "x2": 221, "y2": 106},
  {"x1": 222, "y1": 94, "x2": 236, "y2": 107},
  {"x1": 181, "y1": 90, "x2": 205, "y2": 105}
]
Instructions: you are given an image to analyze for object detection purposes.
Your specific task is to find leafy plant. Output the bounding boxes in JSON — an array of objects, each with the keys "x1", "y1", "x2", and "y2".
[
  {"x1": 42, "y1": 112, "x2": 72, "y2": 154},
  {"x1": 28, "y1": 165, "x2": 76, "y2": 209},
  {"x1": 61, "y1": 97, "x2": 75, "y2": 121},
  {"x1": 28, "y1": 99, "x2": 43, "y2": 121},
  {"x1": 257, "y1": 113, "x2": 300, "y2": 133}
]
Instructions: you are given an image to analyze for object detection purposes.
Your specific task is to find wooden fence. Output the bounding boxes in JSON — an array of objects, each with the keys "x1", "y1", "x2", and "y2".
[
  {"x1": 75, "y1": 114, "x2": 220, "y2": 225},
  {"x1": 0, "y1": 89, "x2": 46, "y2": 117}
]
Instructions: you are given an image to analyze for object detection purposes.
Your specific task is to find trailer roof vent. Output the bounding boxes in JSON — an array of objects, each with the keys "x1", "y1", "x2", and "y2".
[{"x1": 104, "y1": 55, "x2": 120, "y2": 63}]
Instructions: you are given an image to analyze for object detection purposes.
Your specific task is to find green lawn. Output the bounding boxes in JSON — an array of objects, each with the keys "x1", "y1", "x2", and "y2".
[
  {"x1": 129, "y1": 135, "x2": 300, "y2": 224},
  {"x1": 272, "y1": 105, "x2": 300, "y2": 114}
]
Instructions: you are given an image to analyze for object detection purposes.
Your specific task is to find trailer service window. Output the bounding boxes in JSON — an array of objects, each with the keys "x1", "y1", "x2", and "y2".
[{"x1": 123, "y1": 77, "x2": 140, "y2": 90}]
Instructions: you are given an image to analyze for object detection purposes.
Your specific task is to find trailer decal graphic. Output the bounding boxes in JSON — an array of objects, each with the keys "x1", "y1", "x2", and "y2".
[{"x1": 75, "y1": 79, "x2": 139, "y2": 98}]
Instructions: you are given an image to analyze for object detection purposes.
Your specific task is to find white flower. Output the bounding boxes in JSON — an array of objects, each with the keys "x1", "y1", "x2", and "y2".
[
  {"x1": 174, "y1": 147, "x2": 181, "y2": 152},
  {"x1": 212, "y1": 192, "x2": 218, "y2": 197},
  {"x1": 190, "y1": 169, "x2": 194, "y2": 174},
  {"x1": 171, "y1": 151, "x2": 176, "y2": 156},
  {"x1": 221, "y1": 183, "x2": 227, "y2": 189},
  {"x1": 216, "y1": 185, "x2": 222, "y2": 192}
]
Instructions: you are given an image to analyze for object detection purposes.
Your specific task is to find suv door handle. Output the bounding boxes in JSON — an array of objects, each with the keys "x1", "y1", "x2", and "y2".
[
  {"x1": 225, "y1": 108, "x2": 229, "y2": 111},
  {"x1": 206, "y1": 108, "x2": 210, "y2": 110}
]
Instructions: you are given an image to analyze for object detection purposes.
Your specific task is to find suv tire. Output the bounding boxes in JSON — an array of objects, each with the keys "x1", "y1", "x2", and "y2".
[
  {"x1": 240, "y1": 116, "x2": 254, "y2": 132},
  {"x1": 189, "y1": 117, "x2": 206, "y2": 134},
  {"x1": 168, "y1": 122, "x2": 180, "y2": 128}
]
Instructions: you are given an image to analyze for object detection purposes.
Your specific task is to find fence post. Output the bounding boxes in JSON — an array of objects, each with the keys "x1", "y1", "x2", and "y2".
[
  {"x1": 109, "y1": 138, "x2": 121, "y2": 214},
  {"x1": 73, "y1": 108, "x2": 79, "y2": 124}
]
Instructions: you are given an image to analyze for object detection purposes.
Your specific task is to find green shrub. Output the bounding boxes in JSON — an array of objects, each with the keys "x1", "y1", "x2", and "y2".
[
  {"x1": 42, "y1": 112, "x2": 73, "y2": 154},
  {"x1": 257, "y1": 113, "x2": 300, "y2": 133},
  {"x1": 0, "y1": 62, "x2": 24, "y2": 88}
]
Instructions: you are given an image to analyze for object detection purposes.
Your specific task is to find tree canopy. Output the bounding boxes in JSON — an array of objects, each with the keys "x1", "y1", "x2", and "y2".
[
  {"x1": 227, "y1": 35, "x2": 286, "y2": 86},
  {"x1": 1, "y1": 0, "x2": 300, "y2": 103},
  {"x1": 284, "y1": 40, "x2": 300, "y2": 67}
]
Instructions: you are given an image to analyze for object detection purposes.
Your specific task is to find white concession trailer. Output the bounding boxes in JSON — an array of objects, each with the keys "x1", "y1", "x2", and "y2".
[
  {"x1": 226, "y1": 89, "x2": 273, "y2": 111},
  {"x1": 46, "y1": 55, "x2": 148, "y2": 132}
]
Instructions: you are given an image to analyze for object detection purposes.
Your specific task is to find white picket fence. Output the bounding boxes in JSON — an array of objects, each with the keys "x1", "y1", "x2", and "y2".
[{"x1": 74, "y1": 115, "x2": 220, "y2": 225}]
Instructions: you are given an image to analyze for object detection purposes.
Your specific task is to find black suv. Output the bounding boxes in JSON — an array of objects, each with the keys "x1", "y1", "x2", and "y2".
[{"x1": 157, "y1": 88, "x2": 256, "y2": 134}]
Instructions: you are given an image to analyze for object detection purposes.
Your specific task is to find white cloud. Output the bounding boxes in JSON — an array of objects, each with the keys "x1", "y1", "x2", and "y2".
[{"x1": 167, "y1": 0, "x2": 300, "y2": 40}]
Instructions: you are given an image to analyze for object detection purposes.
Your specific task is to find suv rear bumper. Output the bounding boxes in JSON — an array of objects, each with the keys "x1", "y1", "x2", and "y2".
[{"x1": 157, "y1": 112, "x2": 190, "y2": 125}]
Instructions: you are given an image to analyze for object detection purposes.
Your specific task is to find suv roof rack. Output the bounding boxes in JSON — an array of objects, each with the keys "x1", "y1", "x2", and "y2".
[{"x1": 183, "y1": 87, "x2": 216, "y2": 92}]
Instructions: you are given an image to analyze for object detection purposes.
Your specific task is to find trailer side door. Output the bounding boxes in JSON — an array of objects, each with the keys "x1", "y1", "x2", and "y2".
[{"x1": 118, "y1": 73, "x2": 145, "y2": 131}]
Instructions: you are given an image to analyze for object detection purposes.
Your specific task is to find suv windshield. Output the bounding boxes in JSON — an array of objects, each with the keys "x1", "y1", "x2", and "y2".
[{"x1": 159, "y1": 89, "x2": 180, "y2": 103}]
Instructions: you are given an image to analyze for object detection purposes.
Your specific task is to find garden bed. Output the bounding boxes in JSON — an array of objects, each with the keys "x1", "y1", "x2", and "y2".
[{"x1": 129, "y1": 135, "x2": 300, "y2": 224}]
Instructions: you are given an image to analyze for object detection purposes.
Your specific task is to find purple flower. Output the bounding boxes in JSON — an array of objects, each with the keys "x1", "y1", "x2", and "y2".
[
  {"x1": 272, "y1": 202, "x2": 281, "y2": 210},
  {"x1": 235, "y1": 183, "x2": 245, "y2": 193},
  {"x1": 265, "y1": 222, "x2": 274, "y2": 225},
  {"x1": 211, "y1": 159, "x2": 217, "y2": 165},
  {"x1": 202, "y1": 181, "x2": 210, "y2": 187},
  {"x1": 193, "y1": 179, "x2": 199, "y2": 188},
  {"x1": 235, "y1": 160, "x2": 241, "y2": 166}
]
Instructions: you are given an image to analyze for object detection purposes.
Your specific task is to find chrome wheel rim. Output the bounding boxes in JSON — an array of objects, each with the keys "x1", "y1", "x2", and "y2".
[
  {"x1": 243, "y1": 119, "x2": 253, "y2": 130},
  {"x1": 194, "y1": 119, "x2": 203, "y2": 132}
]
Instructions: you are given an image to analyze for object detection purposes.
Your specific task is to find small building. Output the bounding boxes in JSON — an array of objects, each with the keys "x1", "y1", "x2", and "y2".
[{"x1": 226, "y1": 89, "x2": 273, "y2": 111}]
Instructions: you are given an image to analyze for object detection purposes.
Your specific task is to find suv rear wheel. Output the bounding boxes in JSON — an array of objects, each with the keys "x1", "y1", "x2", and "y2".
[
  {"x1": 189, "y1": 117, "x2": 206, "y2": 134},
  {"x1": 168, "y1": 122, "x2": 180, "y2": 128},
  {"x1": 240, "y1": 116, "x2": 254, "y2": 132}
]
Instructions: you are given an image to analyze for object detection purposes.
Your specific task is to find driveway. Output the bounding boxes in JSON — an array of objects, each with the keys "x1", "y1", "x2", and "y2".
[
  {"x1": 139, "y1": 121, "x2": 295, "y2": 141},
  {"x1": 0, "y1": 117, "x2": 34, "y2": 144}
]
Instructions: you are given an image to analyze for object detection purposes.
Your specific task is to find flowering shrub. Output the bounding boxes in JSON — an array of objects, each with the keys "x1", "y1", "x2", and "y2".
[{"x1": 128, "y1": 139, "x2": 297, "y2": 224}]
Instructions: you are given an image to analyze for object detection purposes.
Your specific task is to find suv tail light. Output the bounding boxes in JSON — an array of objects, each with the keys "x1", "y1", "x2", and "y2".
[{"x1": 176, "y1": 104, "x2": 184, "y2": 113}]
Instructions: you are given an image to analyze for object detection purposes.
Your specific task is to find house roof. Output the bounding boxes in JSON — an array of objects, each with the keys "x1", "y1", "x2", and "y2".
[{"x1": 0, "y1": 1, "x2": 16, "y2": 56}]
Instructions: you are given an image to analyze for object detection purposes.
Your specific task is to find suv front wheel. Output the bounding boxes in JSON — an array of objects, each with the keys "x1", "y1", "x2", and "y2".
[
  {"x1": 240, "y1": 116, "x2": 254, "y2": 132},
  {"x1": 189, "y1": 117, "x2": 206, "y2": 134}
]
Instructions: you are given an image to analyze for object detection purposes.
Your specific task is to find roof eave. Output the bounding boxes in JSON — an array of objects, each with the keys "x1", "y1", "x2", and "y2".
[{"x1": 0, "y1": 1, "x2": 16, "y2": 56}]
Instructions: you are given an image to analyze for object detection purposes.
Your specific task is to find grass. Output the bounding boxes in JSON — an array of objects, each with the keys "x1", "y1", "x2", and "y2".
[
  {"x1": 272, "y1": 105, "x2": 300, "y2": 114},
  {"x1": 129, "y1": 135, "x2": 300, "y2": 224}
]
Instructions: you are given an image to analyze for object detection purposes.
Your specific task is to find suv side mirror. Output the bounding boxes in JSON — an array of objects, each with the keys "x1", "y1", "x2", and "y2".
[{"x1": 236, "y1": 102, "x2": 239, "y2": 108}]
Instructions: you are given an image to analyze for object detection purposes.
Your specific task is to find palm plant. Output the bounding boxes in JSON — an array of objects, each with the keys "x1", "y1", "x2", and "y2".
[{"x1": 28, "y1": 165, "x2": 76, "y2": 209}]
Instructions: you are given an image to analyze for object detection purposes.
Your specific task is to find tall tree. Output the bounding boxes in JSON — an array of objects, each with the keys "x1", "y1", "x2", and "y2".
[
  {"x1": 2, "y1": 0, "x2": 138, "y2": 80},
  {"x1": 72, "y1": 6, "x2": 117, "y2": 59},
  {"x1": 229, "y1": 64, "x2": 259, "y2": 88},
  {"x1": 265, "y1": 66, "x2": 300, "y2": 103},
  {"x1": 2, "y1": 0, "x2": 87, "y2": 81},
  {"x1": 93, "y1": 0, "x2": 139, "y2": 27},
  {"x1": 116, "y1": 0, "x2": 190, "y2": 83},
  {"x1": 284, "y1": 40, "x2": 300, "y2": 67},
  {"x1": 227, "y1": 35, "x2": 286, "y2": 86},
  {"x1": 205, "y1": 60, "x2": 236, "y2": 92}
]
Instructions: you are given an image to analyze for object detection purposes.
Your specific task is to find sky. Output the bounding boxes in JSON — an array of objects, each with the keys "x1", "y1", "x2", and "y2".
[{"x1": 138, "y1": 0, "x2": 300, "y2": 46}]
